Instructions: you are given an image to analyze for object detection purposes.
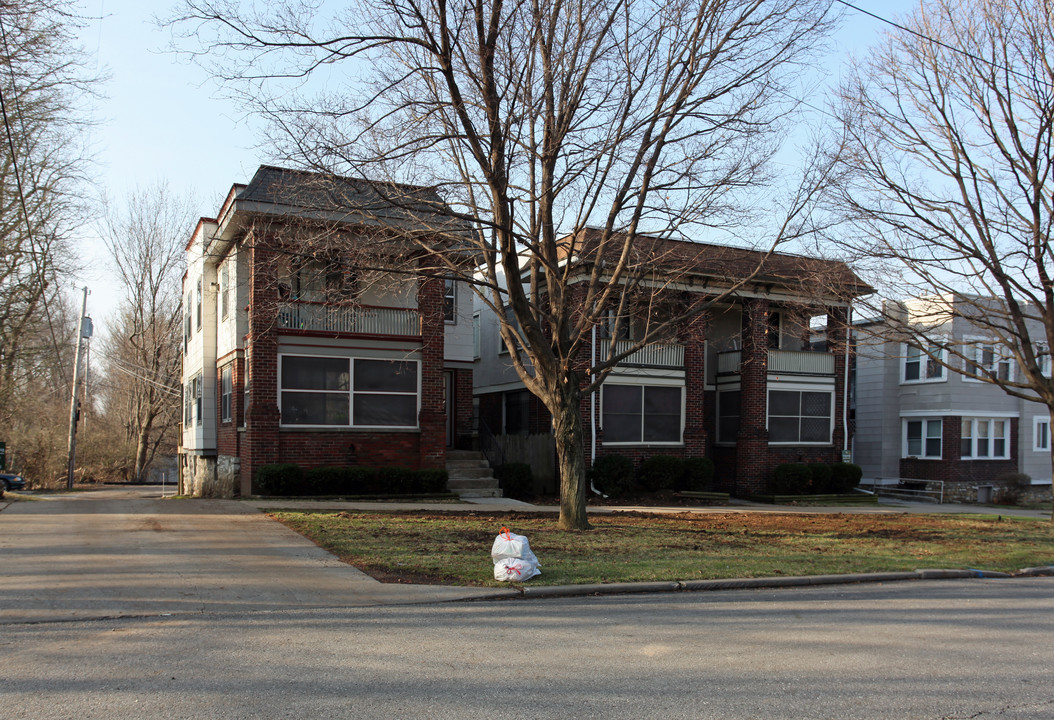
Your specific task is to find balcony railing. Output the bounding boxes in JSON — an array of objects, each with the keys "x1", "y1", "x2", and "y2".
[
  {"x1": 717, "y1": 349, "x2": 835, "y2": 376},
  {"x1": 598, "y1": 338, "x2": 685, "y2": 368},
  {"x1": 277, "y1": 302, "x2": 420, "y2": 336}
]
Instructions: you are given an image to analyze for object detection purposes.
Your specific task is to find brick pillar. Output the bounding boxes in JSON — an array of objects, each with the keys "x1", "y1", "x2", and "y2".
[
  {"x1": 679, "y1": 304, "x2": 708, "y2": 458},
  {"x1": 241, "y1": 238, "x2": 281, "y2": 495},
  {"x1": 827, "y1": 306, "x2": 849, "y2": 461},
  {"x1": 418, "y1": 274, "x2": 445, "y2": 469},
  {"x1": 736, "y1": 297, "x2": 769, "y2": 495}
]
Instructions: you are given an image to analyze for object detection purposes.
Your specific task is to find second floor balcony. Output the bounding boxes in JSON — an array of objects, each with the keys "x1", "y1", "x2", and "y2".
[
  {"x1": 277, "y1": 301, "x2": 420, "y2": 337},
  {"x1": 598, "y1": 338, "x2": 685, "y2": 368},
  {"x1": 718, "y1": 349, "x2": 835, "y2": 376}
]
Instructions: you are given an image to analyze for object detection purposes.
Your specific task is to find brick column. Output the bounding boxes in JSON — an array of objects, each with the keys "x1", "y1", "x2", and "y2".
[
  {"x1": 418, "y1": 274, "x2": 445, "y2": 469},
  {"x1": 679, "y1": 303, "x2": 708, "y2": 458},
  {"x1": 827, "y1": 306, "x2": 849, "y2": 461},
  {"x1": 455, "y1": 368, "x2": 473, "y2": 449},
  {"x1": 736, "y1": 297, "x2": 769, "y2": 495},
  {"x1": 241, "y1": 237, "x2": 281, "y2": 495}
]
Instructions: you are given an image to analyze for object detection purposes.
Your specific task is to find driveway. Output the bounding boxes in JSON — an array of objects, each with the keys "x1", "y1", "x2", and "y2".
[{"x1": 0, "y1": 486, "x2": 494, "y2": 624}]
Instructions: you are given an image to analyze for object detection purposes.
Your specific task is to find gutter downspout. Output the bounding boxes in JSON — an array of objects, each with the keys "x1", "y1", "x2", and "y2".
[
  {"x1": 590, "y1": 323, "x2": 606, "y2": 496},
  {"x1": 843, "y1": 303, "x2": 852, "y2": 457}
]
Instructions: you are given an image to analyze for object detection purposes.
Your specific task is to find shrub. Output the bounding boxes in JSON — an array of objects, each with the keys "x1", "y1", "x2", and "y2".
[
  {"x1": 994, "y1": 472, "x2": 1031, "y2": 487},
  {"x1": 829, "y1": 463, "x2": 863, "y2": 493},
  {"x1": 496, "y1": 463, "x2": 534, "y2": 499},
  {"x1": 278, "y1": 465, "x2": 448, "y2": 496},
  {"x1": 808, "y1": 463, "x2": 834, "y2": 494},
  {"x1": 256, "y1": 464, "x2": 305, "y2": 496},
  {"x1": 590, "y1": 455, "x2": 635, "y2": 498},
  {"x1": 771, "y1": 463, "x2": 813, "y2": 495},
  {"x1": 638, "y1": 455, "x2": 685, "y2": 491},
  {"x1": 682, "y1": 457, "x2": 715, "y2": 491}
]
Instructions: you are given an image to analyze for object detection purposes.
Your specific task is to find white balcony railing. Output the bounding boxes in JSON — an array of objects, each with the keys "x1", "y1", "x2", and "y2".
[
  {"x1": 718, "y1": 349, "x2": 835, "y2": 376},
  {"x1": 277, "y1": 302, "x2": 420, "y2": 336},
  {"x1": 598, "y1": 338, "x2": 685, "y2": 368}
]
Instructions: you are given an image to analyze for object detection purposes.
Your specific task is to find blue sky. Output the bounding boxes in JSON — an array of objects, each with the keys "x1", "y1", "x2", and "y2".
[{"x1": 75, "y1": 0, "x2": 916, "y2": 326}]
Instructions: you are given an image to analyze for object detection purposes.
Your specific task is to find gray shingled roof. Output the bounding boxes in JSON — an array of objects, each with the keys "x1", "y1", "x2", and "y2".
[{"x1": 236, "y1": 165, "x2": 469, "y2": 234}]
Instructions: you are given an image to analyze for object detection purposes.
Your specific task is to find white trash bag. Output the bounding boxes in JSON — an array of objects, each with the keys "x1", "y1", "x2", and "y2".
[{"x1": 491, "y1": 527, "x2": 541, "y2": 582}]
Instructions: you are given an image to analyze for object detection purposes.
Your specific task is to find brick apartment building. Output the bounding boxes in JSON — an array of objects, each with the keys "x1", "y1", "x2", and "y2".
[
  {"x1": 179, "y1": 166, "x2": 474, "y2": 496},
  {"x1": 474, "y1": 231, "x2": 871, "y2": 496}
]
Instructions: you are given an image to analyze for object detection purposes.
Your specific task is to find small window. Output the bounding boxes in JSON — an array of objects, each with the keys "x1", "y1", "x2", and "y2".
[
  {"x1": 905, "y1": 419, "x2": 942, "y2": 458},
  {"x1": 903, "y1": 343, "x2": 943, "y2": 382},
  {"x1": 220, "y1": 264, "x2": 229, "y2": 321},
  {"x1": 194, "y1": 374, "x2": 203, "y2": 426},
  {"x1": 195, "y1": 278, "x2": 202, "y2": 331},
  {"x1": 1033, "y1": 417, "x2": 1050, "y2": 453},
  {"x1": 717, "y1": 390, "x2": 740, "y2": 443},
  {"x1": 443, "y1": 279, "x2": 457, "y2": 323},
  {"x1": 472, "y1": 312, "x2": 481, "y2": 360},
  {"x1": 220, "y1": 366, "x2": 232, "y2": 423},
  {"x1": 966, "y1": 342, "x2": 1013, "y2": 382}
]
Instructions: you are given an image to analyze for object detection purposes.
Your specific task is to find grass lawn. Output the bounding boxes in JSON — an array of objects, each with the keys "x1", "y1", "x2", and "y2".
[{"x1": 267, "y1": 509, "x2": 1054, "y2": 586}]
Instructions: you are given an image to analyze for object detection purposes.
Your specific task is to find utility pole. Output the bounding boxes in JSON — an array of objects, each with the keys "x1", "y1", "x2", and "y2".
[{"x1": 66, "y1": 287, "x2": 91, "y2": 490}]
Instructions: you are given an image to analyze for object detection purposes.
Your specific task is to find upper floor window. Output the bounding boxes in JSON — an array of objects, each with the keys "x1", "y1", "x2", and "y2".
[
  {"x1": 1035, "y1": 416, "x2": 1050, "y2": 453},
  {"x1": 219, "y1": 264, "x2": 230, "y2": 321},
  {"x1": 195, "y1": 278, "x2": 202, "y2": 331},
  {"x1": 767, "y1": 311, "x2": 782, "y2": 350},
  {"x1": 965, "y1": 342, "x2": 1012, "y2": 382},
  {"x1": 904, "y1": 418, "x2": 942, "y2": 458},
  {"x1": 768, "y1": 388, "x2": 832, "y2": 444},
  {"x1": 903, "y1": 342, "x2": 944, "y2": 383},
  {"x1": 1036, "y1": 343, "x2": 1051, "y2": 378},
  {"x1": 443, "y1": 279, "x2": 457, "y2": 323},
  {"x1": 184, "y1": 292, "x2": 192, "y2": 350},
  {"x1": 960, "y1": 418, "x2": 1009, "y2": 459},
  {"x1": 472, "y1": 312, "x2": 481, "y2": 359}
]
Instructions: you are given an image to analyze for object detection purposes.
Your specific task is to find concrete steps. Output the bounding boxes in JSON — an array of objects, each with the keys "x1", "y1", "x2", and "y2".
[{"x1": 446, "y1": 450, "x2": 502, "y2": 498}]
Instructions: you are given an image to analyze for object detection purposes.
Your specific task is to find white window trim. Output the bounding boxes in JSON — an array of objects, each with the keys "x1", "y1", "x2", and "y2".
[
  {"x1": 472, "y1": 311, "x2": 481, "y2": 360},
  {"x1": 1036, "y1": 343, "x2": 1051, "y2": 378},
  {"x1": 902, "y1": 417, "x2": 942, "y2": 459},
  {"x1": 600, "y1": 380, "x2": 685, "y2": 446},
  {"x1": 443, "y1": 278, "x2": 457, "y2": 324},
  {"x1": 766, "y1": 384, "x2": 835, "y2": 446},
  {"x1": 1034, "y1": 416, "x2": 1051, "y2": 453},
  {"x1": 220, "y1": 366, "x2": 232, "y2": 423},
  {"x1": 219, "y1": 263, "x2": 230, "y2": 322},
  {"x1": 277, "y1": 353, "x2": 421, "y2": 430},
  {"x1": 963, "y1": 337, "x2": 1014, "y2": 384},
  {"x1": 959, "y1": 417, "x2": 1011, "y2": 460},
  {"x1": 900, "y1": 340, "x2": 947, "y2": 385}
]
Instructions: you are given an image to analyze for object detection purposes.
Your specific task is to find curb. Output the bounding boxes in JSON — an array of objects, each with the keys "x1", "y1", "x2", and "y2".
[{"x1": 489, "y1": 566, "x2": 1054, "y2": 600}]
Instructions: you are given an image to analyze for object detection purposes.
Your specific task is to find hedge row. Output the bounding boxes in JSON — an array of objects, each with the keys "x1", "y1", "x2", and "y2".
[
  {"x1": 771, "y1": 462, "x2": 862, "y2": 495},
  {"x1": 256, "y1": 463, "x2": 448, "y2": 497},
  {"x1": 590, "y1": 454, "x2": 715, "y2": 498}
]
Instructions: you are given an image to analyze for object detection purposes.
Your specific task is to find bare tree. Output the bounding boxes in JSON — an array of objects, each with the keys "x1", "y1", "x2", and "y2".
[
  {"x1": 0, "y1": 1, "x2": 97, "y2": 479},
  {"x1": 829, "y1": 0, "x2": 1054, "y2": 513},
  {"x1": 97, "y1": 183, "x2": 193, "y2": 483},
  {"x1": 173, "y1": 0, "x2": 842, "y2": 528}
]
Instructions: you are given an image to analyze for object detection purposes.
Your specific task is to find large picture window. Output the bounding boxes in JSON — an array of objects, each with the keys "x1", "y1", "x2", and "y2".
[
  {"x1": 602, "y1": 385, "x2": 681, "y2": 444},
  {"x1": 280, "y1": 355, "x2": 418, "y2": 428},
  {"x1": 960, "y1": 418, "x2": 1009, "y2": 459},
  {"x1": 904, "y1": 419, "x2": 942, "y2": 459},
  {"x1": 768, "y1": 389, "x2": 832, "y2": 444}
]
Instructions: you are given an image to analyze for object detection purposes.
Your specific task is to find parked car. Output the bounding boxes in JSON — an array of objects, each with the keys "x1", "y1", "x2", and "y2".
[{"x1": 0, "y1": 473, "x2": 26, "y2": 491}]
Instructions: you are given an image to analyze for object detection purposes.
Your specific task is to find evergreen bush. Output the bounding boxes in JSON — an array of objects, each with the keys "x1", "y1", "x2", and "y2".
[
  {"x1": 829, "y1": 463, "x2": 863, "y2": 492},
  {"x1": 496, "y1": 463, "x2": 534, "y2": 499},
  {"x1": 638, "y1": 455, "x2": 686, "y2": 491},
  {"x1": 590, "y1": 455, "x2": 635, "y2": 498},
  {"x1": 682, "y1": 457, "x2": 715, "y2": 491},
  {"x1": 772, "y1": 463, "x2": 813, "y2": 495}
]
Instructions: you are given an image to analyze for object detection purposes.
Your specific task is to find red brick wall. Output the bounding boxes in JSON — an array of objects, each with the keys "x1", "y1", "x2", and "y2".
[
  {"x1": 735, "y1": 297, "x2": 770, "y2": 495},
  {"x1": 453, "y1": 368, "x2": 474, "y2": 449},
  {"x1": 215, "y1": 355, "x2": 244, "y2": 458},
  {"x1": 680, "y1": 309, "x2": 709, "y2": 458},
  {"x1": 278, "y1": 431, "x2": 423, "y2": 469},
  {"x1": 418, "y1": 274, "x2": 446, "y2": 469}
]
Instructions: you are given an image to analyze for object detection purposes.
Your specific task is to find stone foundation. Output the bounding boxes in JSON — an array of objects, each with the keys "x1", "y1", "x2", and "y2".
[
  {"x1": 180, "y1": 454, "x2": 240, "y2": 498},
  {"x1": 917, "y1": 479, "x2": 1052, "y2": 506}
]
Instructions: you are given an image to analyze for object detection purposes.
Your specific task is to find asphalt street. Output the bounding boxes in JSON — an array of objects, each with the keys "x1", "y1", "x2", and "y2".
[{"x1": 2, "y1": 486, "x2": 1053, "y2": 719}]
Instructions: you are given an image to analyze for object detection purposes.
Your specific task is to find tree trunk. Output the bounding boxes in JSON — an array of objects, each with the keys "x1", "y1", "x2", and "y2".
[
  {"x1": 550, "y1": 378, "x2": 590, "y2": 530},
  {"x1": 133, "y1": 419, "x2": 153, "y2": 483}
]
